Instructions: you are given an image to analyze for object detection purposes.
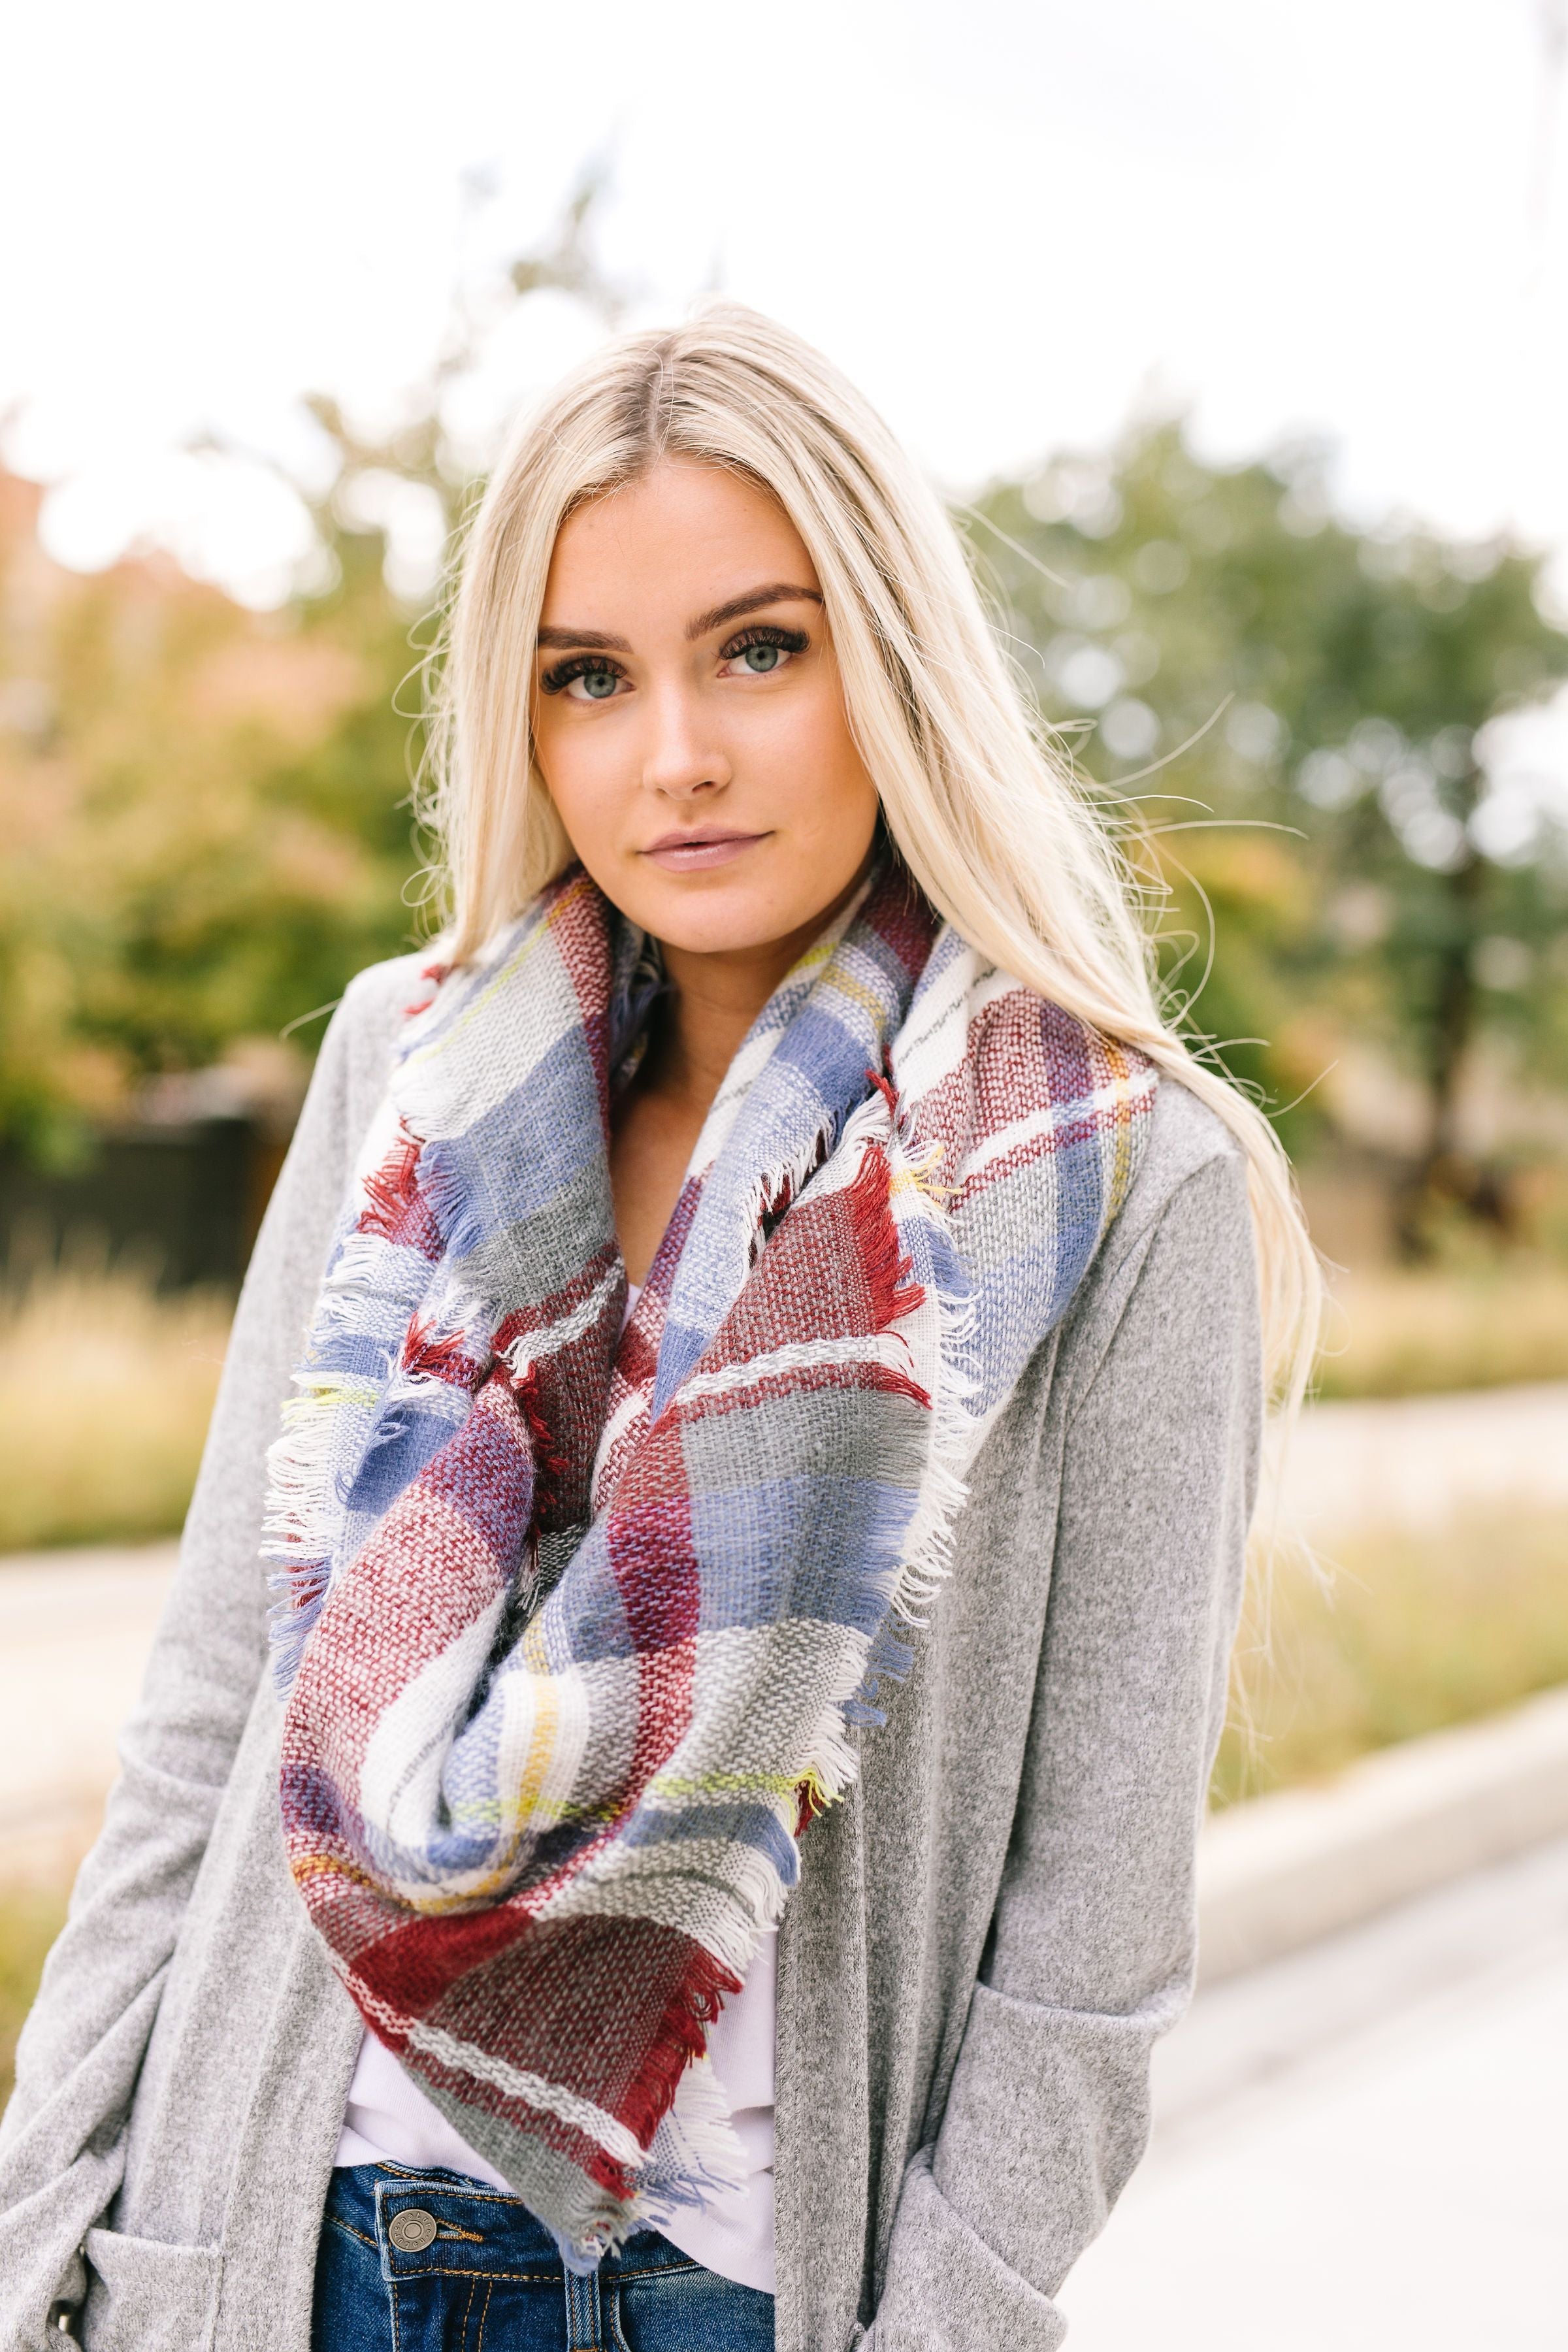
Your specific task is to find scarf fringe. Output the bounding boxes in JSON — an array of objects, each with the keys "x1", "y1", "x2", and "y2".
[
  {"x1": 740, "y1": 1107, "x2": 839, "y2": 1269},
  {"x1": 265, "y1": 1560, "x2": 333, "y2": 1689},
  {"x1": 417, "y1": 1137, "x2": 502, "y2": 1267},
  {"x1": 613, "y1": 1940, "x2": 742, "y2": 2157},
  {"x1": 617, "y1": 2051, "x2": 750, "y2": 2252},
  {"x1": 270, "y1": 868, "x2": 1157, "y2": 2262},
  {"x1": 261, "y1": 1364, "x2": 369, "y2": 1687}
]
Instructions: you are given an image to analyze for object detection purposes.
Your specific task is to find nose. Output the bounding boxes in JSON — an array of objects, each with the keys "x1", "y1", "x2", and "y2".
[{"x1": 638, "y1": 677, "x2": 731, "y2": 801}]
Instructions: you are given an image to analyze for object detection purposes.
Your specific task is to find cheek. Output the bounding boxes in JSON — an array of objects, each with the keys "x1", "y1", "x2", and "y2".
[
  {"x1": 759, "y1": 678, "x2": 879, "y2": 834},
  {"x1": 532, "y1": 711, "x2": 619, "y2": 840}
]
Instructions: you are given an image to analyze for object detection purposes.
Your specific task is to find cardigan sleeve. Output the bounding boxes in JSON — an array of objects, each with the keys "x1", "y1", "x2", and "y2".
[
  {"x1": 868, "y1": 1142, "x2": 1263, "y2": 2350},
  {"x1": 0, "y1": 973, "x2": 393, "y2": 2342}
]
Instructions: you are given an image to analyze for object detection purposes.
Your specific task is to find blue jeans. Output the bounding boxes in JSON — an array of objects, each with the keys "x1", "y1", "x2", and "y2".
[{"x1": 312, "y1": 2163, "x2": 776, "y2": 2351}]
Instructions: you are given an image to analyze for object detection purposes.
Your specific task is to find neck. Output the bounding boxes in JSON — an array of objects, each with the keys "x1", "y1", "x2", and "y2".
[
  {"x1": 651, "y1": 928, "x2": 817, "y2": 1113},
  {"x1": 647, "y1": 876, "x2": 864, "y2": 1115}
]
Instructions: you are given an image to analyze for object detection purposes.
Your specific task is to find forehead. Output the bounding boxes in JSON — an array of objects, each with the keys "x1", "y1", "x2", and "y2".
[{"x1": 541, "y1": 460, "x2": 817, "y2": 623}]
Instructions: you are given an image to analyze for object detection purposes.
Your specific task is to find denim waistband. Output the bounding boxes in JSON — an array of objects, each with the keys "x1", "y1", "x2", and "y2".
[
  {"x1": 328, "y1": 2159, "x2": 698, "y2": 2282},
  {"x1": 315, "y1": 2163, "x2": 775, "y2": 2352}
]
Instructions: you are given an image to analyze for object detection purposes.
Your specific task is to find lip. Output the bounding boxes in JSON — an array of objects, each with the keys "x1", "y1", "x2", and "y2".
[{"x1": 640, "y1": 827, "x2": 770, "y2": 874}]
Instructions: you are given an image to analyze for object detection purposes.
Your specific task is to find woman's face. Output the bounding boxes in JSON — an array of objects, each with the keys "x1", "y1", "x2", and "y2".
[{"x1": 531, "y1": 459, "x2": 881, "y2": 955}]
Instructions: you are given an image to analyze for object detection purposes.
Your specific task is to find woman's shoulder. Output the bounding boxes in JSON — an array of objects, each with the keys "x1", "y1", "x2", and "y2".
[
  {"x1": 276, "y1": 951, "x2": 433, "y2": 1182},
  {"x1": 1124, "y1": 1073, "x2": 1245, "y2": 1235},
  {"x1": 1052, "y1": 1072, "x2": 1254, "y2": 1402},
  {"x1": 336, "y1": 947, "x2": 435, "y2": 1044},
  {"x1": 1081, "y1": 1068, "x2": 1250, "y2": 1307}
]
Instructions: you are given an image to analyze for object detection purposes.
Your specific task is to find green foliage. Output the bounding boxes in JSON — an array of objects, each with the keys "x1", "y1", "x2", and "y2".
[
  {"x1": 0, "y1": 498, "x2": 423, "y2": 1160},
  {"x1": 0, "y1": 184, "x2": 625, "y2": 1163},
  {"x1": 4, "y1": 185, "x2": 1567, "y2": 1252},
  {"x1": 972, "y1": 425, "x2": 1568, "y2": 1207}
]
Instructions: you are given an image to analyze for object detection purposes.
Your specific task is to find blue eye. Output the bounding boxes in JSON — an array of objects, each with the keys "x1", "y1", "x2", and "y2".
[
  {"x1": 544, "y1": 659, "x2": 627, "y2": 701},
  {"x1": 720, "y1": 627, "x2": 808, "y2": 677}
]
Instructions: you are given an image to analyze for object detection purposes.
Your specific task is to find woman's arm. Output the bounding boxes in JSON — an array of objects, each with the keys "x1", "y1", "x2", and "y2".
[
  {"x1": 870, "y1": 1137, "x2": 1262, "y2": 2349},
  {"x1": 0, "y1": 969, "x2": 402, "y2": 2331}
]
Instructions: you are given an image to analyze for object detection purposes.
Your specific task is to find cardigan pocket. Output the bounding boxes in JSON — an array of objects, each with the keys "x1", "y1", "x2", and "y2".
[
  {"x1": 871, "y1": 2148, "x2": 1067, "y2": 2351},
  {"x1": 82, "y1": 2227, "x2": 223, "y2": 2352},
  {"x1": 928, "y1": 1976, "x2": 1186, "y2": 2289}
]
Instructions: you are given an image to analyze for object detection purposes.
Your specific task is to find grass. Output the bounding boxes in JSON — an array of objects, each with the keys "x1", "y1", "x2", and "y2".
[
  {"x1": 1, "y1": 1506, "x2": 1563, "y2": 2101},
  {"x1": 1211, "y1": 1502, "x2": 1568, "y2": 1806},
  {"x1": 0, "y1": 1263, "x2": 229, "y2": 1552},
  {"x1": 0, "y1": 1254, "x2": 1565, "y2": 1552},
  {"x1": 0, "y1": 1888, "x2": 69, "y2": 2109},
  {"x1": 1315, "y1": 1262, "x2": 1568, "y2": 1399},
  {"x1": 1, "y1": 1253, "x2": 1562, "y2": 2123}
]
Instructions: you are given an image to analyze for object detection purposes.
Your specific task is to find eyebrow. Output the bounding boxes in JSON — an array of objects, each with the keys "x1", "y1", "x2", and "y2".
[
  {"x1": 535, "y1": 582, "x2": 823, "y2": 657},
  {"x1": 536, "y1": 624, "x2": 632, "y2": 652},
  {"x1": 684, "y1": 582, "x2": 823, "y2": 640}
]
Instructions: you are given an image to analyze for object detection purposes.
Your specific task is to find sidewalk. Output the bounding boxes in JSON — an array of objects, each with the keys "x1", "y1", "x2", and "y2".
[
  {"x1": 1269, "y1": 1377, "x2": 1568, "y2": 1538},
  {"x1": 2, "y1": 1431, "x2": 1566, "y2": 2352},
  {"x1": 0, "y1": 1541, "x2": 177, "y2": 1885},
  {"x1": 1060, "y1": 1835, "x2": 1568, "y2": 2350}
]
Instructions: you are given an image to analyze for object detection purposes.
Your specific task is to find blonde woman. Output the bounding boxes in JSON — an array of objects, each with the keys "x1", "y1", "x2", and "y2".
[{"x1": 0, "y1": 308, "x2": 1315, "y2": 2352}]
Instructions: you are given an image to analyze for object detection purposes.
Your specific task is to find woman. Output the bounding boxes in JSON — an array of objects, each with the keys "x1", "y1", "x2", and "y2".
[{"x1": 0, "y1": 306, "x2": 1315, "y2": 2352}]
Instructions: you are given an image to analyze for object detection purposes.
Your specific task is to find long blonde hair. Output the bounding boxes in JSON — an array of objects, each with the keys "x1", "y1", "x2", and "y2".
[{"x1": 425, "y1": 303, "x2": 1320, "y2": 1407}]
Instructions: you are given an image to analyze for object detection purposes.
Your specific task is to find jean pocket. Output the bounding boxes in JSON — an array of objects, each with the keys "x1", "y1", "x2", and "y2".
[{"x1": 82, "y1": 2227, "x2": 224, "y2": 2352}]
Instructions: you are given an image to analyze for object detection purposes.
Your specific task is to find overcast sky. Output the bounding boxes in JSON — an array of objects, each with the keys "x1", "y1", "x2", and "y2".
[{"x1": 3, "y1": 0, "x2": 1567, "y2": 608}]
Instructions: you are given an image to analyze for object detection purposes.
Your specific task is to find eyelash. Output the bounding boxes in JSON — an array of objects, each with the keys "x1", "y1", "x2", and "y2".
[
  {"x1": 720, "y1": 625, "x2": 809, "y2": 664},
  {"x1": 538, "y1": 623, "x2": 809, "y2": 698},
  {"x1": 540, "y1": 653, "x2": 627, "y2": 696}
]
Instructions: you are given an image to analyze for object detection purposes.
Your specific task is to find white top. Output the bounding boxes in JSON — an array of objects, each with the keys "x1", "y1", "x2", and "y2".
[
  {"x1": 331, "y1": 1282, "x2": 779, "y2": 2293},
  {"x1": 333, "y1": 1935, "x2": 778, "y2": 2289}
]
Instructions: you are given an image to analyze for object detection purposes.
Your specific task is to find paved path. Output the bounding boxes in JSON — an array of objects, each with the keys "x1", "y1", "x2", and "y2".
[
  {"x1": 3, "y1": 1393, "x2": 1567, "y2": 2339},
  {"x1": 1060, "y1": 1836, "x2": 1568, "y2": 2350},
  {"x1": 0, "y1": 1542, "x2": 176, "y2": 1880},
  {"x1": 2, "y1": 1386, "x2": 1567, "y2": 1859},
  {"x1": 1271, "y1": 1378, "x2": 1568, "y2": 1539}
]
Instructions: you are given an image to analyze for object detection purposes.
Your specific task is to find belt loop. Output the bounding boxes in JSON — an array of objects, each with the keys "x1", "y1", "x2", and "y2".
[{"x1": 563, "y1": 2257, "x2": 604, "y2": 2349}]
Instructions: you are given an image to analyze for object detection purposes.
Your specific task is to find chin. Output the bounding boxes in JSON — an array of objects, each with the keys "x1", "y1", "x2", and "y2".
[
  {"x1": 619, "y1": 868, "x2": 826, "y2": 956},
  {"x1": 641, "y1": 893, "x2": 793, "y2": 956}
]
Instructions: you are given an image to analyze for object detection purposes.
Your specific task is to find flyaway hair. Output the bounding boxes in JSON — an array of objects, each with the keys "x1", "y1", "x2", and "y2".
[{"x1": 421, "y1": 302, "x2": 1320, "y2": 1411}]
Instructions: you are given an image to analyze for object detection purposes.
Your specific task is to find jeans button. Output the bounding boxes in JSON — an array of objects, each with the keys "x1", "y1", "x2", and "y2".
[{"x1": 388, "y1": 2206, "x2": 440, "y2": 2253}]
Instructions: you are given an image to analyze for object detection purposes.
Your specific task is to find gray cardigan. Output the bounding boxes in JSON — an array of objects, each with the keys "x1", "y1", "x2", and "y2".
[{"x1": 0, "y1": 955, "x2": 1261, "y2": 2352}]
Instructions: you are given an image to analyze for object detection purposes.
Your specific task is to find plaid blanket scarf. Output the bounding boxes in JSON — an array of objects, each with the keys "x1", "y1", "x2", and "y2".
[{"x1": 268, "y1": 860, "x2": 1156, "y2": 2268}]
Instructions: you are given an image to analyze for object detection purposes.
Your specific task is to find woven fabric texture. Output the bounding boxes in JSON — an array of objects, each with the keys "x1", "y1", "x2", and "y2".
[{"x1": 266, "y1": 861, "x2": 1156, "y2": 2267}]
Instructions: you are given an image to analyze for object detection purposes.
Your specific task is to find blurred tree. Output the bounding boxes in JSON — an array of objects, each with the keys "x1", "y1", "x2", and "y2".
[
  {"x1": 0, "y1": 178, "x2": 623, "y2": 1164},
  {"x1": 0, "y1": 472, "x2": 413, "y2": 1164},
  {"x1": 6, "y1": 186, "x2": 1567, "y2": 1267},
  {"x1": 972, "y1": 425, "x2": 1568, "y2": 1248},
  {"x1": 240, "y1": 163, "x2": 628, "y2": 948}
]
